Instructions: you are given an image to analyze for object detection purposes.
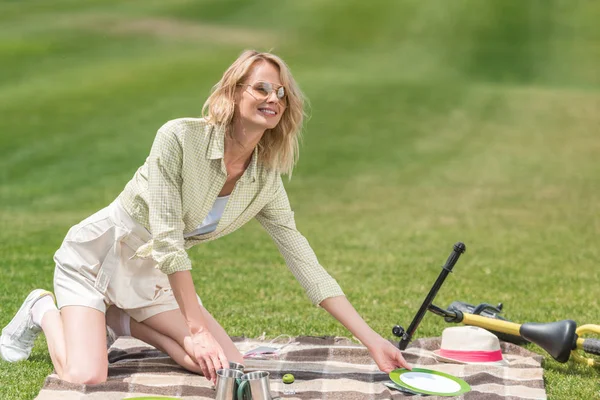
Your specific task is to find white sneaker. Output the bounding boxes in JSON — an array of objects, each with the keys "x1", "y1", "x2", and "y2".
[{"x1": 0, "y1": 289, "x2": 55, "y2": 362}]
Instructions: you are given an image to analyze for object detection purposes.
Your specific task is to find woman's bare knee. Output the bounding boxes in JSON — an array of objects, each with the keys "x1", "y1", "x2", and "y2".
[{"x1": 64, "y1": 365, "x2": 107, "y2": 384}]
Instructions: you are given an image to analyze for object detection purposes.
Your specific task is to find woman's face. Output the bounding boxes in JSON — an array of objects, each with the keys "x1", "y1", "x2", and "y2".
[{"x1": 235, "y1": 61, "x2": 286, "y2": 131}]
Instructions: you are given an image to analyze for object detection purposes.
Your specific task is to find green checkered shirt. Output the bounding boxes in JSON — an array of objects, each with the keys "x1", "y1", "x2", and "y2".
[{"x1": 117, "y1": 118, "x2": 344, "y2": 306}]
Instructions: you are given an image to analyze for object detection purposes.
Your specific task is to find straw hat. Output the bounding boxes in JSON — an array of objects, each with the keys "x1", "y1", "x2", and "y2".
[{"x1": 433, "y1": 326, "x2": 508, "y2": 366}]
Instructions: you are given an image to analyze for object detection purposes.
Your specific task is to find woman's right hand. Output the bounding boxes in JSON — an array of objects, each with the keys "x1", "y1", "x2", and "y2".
[{"x1": 185, "y1": 328, "x2": 229, "y2": 385}]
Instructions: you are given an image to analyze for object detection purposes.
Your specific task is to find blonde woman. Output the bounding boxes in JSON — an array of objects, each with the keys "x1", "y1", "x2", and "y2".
[{"x1": 1, "y1": 50, "x2": 411, "y2": 385}]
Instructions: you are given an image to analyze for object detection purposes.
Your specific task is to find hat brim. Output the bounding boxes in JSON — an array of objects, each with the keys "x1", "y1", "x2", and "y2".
[{"x1": 433, "y1": 350, "x2": 509, "y2": 366}]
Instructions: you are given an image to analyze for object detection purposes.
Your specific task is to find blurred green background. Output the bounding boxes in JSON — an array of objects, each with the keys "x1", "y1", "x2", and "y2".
[{"x1": 1, "y1": 1, "x2": 599, "y2": 399}]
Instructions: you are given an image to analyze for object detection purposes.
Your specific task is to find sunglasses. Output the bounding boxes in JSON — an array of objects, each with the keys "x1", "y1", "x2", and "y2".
[{"x1": 238, "y1": 82, "x2": 287, "y2": 104}]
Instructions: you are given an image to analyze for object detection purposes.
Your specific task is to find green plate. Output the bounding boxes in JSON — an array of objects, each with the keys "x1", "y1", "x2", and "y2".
[
  {"x1": 389, "y1": 368, "x2": 471, "y2": 397},
  {"x1": 125, "y1": 397, "x2": 181, "y2": 400}
]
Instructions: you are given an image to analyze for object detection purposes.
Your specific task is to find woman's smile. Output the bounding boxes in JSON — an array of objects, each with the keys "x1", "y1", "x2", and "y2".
[{"x1": 258, "y1": 106, "x2": 278, "y2": 117}]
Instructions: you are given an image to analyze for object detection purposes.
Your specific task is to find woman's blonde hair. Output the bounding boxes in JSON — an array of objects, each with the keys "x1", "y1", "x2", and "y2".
[{"x1": 202, "y1": 50, "x2": 307, "y2": 176}]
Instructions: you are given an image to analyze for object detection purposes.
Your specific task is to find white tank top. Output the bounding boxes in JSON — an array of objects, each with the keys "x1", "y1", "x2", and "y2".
[{"x1": 183, "y1": 195, "x2": 230, "y2": 238}]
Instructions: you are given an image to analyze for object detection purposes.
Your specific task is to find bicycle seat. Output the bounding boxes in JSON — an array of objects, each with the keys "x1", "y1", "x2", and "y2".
[{"x1": 520, "y1": 320, "x2": 577, "y2": 363}]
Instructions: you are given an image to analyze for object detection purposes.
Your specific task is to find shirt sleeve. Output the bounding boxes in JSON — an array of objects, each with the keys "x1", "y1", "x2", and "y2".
[
  {"x1": 147, "y1": 121, "x2": 192, "y2": 275},
  {"x1": 255, "y1": 176, "x2": 345, "y2": 306}
]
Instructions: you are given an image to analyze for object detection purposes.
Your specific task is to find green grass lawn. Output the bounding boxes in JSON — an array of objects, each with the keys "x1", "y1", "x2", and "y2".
[{"x1": 1, "y1": 1, "x2": 599, "y2": 399}]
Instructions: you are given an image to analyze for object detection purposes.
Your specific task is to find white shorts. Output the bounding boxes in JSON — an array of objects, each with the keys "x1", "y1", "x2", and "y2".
[{"x1": 53, "y1": 199, "x2": 202, "y2": 322}]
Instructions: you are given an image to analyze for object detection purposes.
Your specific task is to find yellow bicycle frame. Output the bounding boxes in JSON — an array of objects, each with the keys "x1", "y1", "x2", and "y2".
[{"x1": 461, "y1": 313, "x2": 599, "y2": 366}]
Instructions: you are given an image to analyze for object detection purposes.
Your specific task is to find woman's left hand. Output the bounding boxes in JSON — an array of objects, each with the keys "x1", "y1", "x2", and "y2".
[{"x1": 367, "y1": 336, "x2": 412, "y2": 373}]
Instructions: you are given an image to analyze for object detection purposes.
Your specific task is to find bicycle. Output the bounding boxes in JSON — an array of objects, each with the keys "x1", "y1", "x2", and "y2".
[{"x1": 392, "y1": 242, "x2": 600, "y2": 366}]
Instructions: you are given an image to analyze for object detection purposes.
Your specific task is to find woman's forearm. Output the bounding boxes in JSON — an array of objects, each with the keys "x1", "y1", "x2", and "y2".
[
  {"x1": 320, "y1": 295, "x2": 381, "y2": 348},
  {"x1": 168, "y1": 270, "x2": 208, "y2": 335}
]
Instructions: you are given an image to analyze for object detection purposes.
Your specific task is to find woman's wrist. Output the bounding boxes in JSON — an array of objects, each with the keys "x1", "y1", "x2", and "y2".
[
  {"x1": 320, "y1": 296, "x2": 384, "y2": 349},
  {"x1": 188, "y1": 321, "x2": 209, "y2": 336},
  {"x1": 359, "y1": 330, "x2": 385, "y2": 350}
]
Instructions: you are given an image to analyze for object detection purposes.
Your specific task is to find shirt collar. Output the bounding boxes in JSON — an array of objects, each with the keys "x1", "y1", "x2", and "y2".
[
  {"x1": 244, "y1": 146, "x2": 259, "y2": 183},
  {"x1": 207, "y1": 124, "x2": 226, "y2": 160},
  {"x1": 207, "y1": 124, "x2": 257, "y2": 183}
]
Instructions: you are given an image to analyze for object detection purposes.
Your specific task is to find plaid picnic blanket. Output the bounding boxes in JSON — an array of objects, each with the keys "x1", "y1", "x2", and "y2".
[{"x1": 35, "y1": 335, "x2": 546, "y2": 399}]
